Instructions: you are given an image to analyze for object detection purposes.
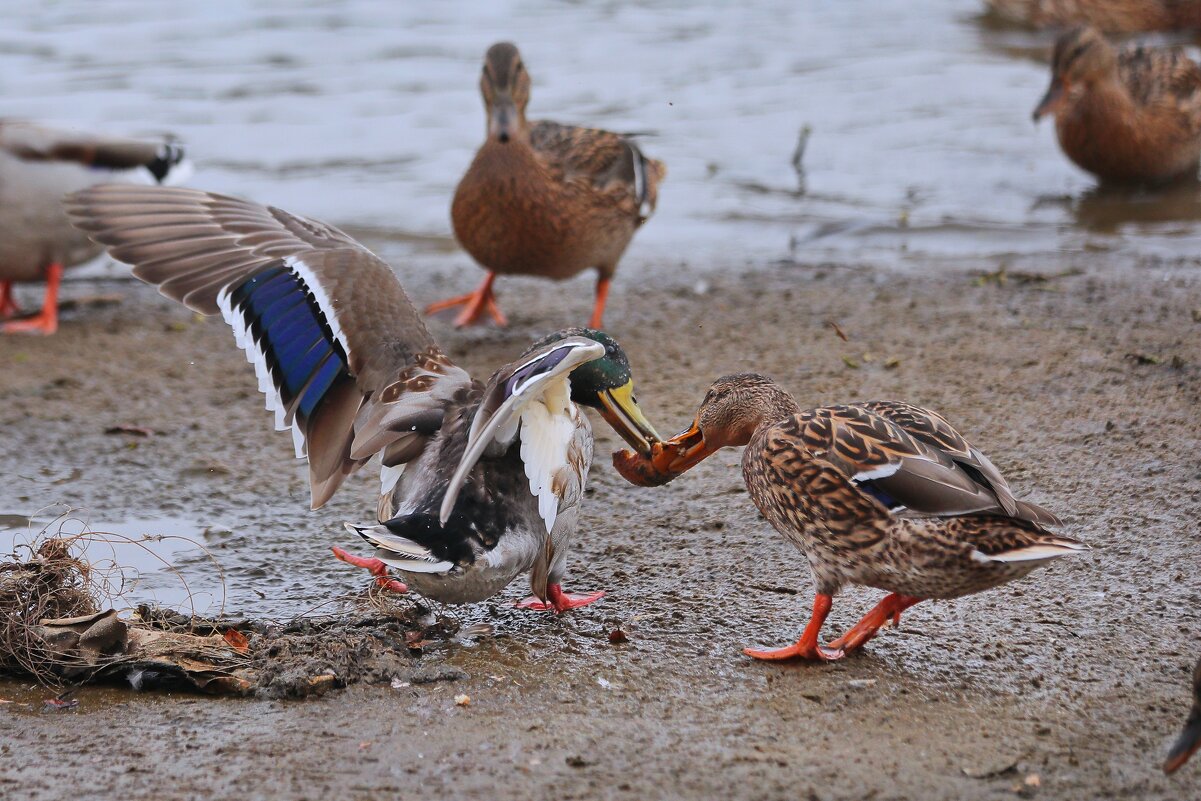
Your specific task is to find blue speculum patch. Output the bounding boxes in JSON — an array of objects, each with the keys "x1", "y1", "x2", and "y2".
[{"x1": 229, "y1": 265, "x2": 350, "y2": 421}]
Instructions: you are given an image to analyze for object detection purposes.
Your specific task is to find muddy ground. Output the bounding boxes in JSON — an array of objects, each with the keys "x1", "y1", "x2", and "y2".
[{"x1": 1, "y1": 252, "x2": 1199, "y2": 800}]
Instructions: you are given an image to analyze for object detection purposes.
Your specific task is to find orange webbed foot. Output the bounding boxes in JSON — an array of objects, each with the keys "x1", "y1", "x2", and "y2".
[
  {"x1": 515, "y1": 584, "x2": 605, "y2": 613},
  {"x1": 331, "y1": 545, "x2": 408, "y2": 593},
  {"x1": 743, "y1": 642, "x2": 844, "y2": 662},
  {"x1": 425, "y1": 273, "x2": 507, "y2": 327}
]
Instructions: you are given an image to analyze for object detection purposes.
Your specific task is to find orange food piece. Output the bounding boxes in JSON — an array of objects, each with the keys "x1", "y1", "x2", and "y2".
[{"x1": 612, "y1": 447, "x2": 678, "y2": 487}]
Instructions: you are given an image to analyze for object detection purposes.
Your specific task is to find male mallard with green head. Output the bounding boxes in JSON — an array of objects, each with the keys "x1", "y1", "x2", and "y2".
[
  {"x1": 67, "y1": 185, "x2": 662, "y2": 612},
  {"x1": 427, "y1": 42, "x2": 665, "y2": 329}
]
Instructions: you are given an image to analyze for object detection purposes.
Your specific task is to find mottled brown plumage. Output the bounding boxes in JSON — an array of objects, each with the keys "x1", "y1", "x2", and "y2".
[
  {"x1": 614, "y1": 373, "x2": 1088, "y2": 661},
  {"x1": 428, "y1": 42, "x2": 665, "y2": 329},
  {"x1": 1033, "y1": 25, "x2": 1201, "y2": 182},
  {"x1": 0, "y1": 121, "x2": 186, "y2": 333},
  {"x1": 986, "y1": 0, "x2": 1201, "y2": 31}
]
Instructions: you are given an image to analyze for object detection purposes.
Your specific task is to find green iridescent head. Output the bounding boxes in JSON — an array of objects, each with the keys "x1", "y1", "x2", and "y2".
[{"x1": 525, "y1": 327, "x2": 659, "y2": 453}]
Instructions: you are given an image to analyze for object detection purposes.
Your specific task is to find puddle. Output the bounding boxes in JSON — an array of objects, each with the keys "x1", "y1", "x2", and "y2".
[{"x1": 0, "y1": 509, "x2": 230, "y2": 616}]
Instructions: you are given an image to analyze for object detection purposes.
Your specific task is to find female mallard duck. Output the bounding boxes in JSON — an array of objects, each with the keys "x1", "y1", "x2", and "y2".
[
  {"x1": 66, "y1": 185, "x2": 661, "y2": 611},
  {"x1": 426, "y1": 42, "x2": 665, "y2": 329},
  {"x1": 1033, "y1": 25, "x2": 1201, "y2": 183},
  {"x1": 613, "y1": 373, "x2": 1089, "y2": 660},
  {"x1": 985, "y1": 0, "x2": 1201, "y2": 32},
  {"x1": 1164, "y1": 656, "x2": 1201, "y2": 773},
  {"x1": 0, "y1": 121, "x2": 187, "y2": 334}
]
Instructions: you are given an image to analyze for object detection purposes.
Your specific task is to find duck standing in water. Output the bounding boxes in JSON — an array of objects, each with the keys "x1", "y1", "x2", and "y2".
[
  {"x1": 1033, "y1": 25, "x2": 1201, "y2": 183},
  {"x1": 1164, "y1": 656, "x2": 1201, "y2": 774},
  {"x1": 426, "y1": 42, "x2": 665, "y2": 329},
  {"x1": 67, "y1": 185, "x2": 661, "y2": 611},
  {"x1": 986, "y1": 0, "x2": 1201, "y2": 32},
  {"x1": 0, "y1": 121, "x2": 187, "y2": 334},
  {"x1": 614, "y1": 373, "x2": 1089, "y2": 660}
]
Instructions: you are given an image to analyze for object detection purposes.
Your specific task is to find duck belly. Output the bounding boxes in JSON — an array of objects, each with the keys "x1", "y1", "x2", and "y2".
[
  {"x1": 822, "y1": 518, "x2": 1046, "y2": 601},
  {"x1": 400, "y1": 562, "x2": 525, "y2": 605},
  {"x1": 451, "y1": 149, "x2": 637, "y2": 279}
]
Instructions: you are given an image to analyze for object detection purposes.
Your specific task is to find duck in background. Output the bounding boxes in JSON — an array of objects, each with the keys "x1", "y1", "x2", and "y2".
[
  {"x1": 426, "y1": 42, "x2": 665, "y2": 330},
  {"x1": 0, "y1": 121, "x2": 187, "y2": 334},
  {"x1": 986, "y1": 0, "x2": 1201, "y2": 32},
  {"x1": 1164, "y1": 656, "x2": 1201, "y2": 774},
  {"x1": 1033, "y1": 25, "x2": 1201, "y2": 183},
  {"x1": 67, "y1": 185, "x2": 662, "y2": 612},
  {"x1": 614, "y1": 373, "x2": 1089, "y2": 661}
]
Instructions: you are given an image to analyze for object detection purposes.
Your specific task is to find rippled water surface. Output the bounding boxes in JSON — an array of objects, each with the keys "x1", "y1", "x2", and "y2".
[{"x1": 3, "y1": 0, "x2": 1200, "y2": 276}]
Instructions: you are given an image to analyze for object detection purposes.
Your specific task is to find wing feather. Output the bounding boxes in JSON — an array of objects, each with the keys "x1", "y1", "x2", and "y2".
[{"x1": 66, "y1": 185, "x2": 467, "y2": 508}]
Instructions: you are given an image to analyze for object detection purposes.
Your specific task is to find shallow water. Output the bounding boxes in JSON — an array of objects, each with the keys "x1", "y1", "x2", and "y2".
[
  {"x1": 2, "y1": 0, "x2": 1200, "y2": 279},
  {"x1": 0, "y1": 509, "x2": 230, "y2": 614}
]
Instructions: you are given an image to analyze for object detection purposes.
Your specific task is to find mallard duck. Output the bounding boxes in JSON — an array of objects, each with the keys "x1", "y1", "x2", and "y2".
[
  {"x1": 426, "y1": 42, "x2": 665, "y2": 329},
  {"x1": 985, "y1": 0, "x2": 1201, "y2": 32},
  {"x1": 1033, "y1": 25, "x2": 1201, "y2": 183},
  {"x1": 613, "y1": 373, "x2": 1089, "y2": 660},
  {"x1": 0, "y1": 121, "x2": 187, "y2": 334},
  {"x1": 66, "y1": 184, "x2": 661, "y2": 611},
  {"x1": 1164, "y1": 656, "x2": 1201, "y2": 773}
]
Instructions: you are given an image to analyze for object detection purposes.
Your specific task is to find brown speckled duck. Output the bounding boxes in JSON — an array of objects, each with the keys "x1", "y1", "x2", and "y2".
[
  {"x1": 426, "y1": 42, "x2": 665, "y2": 329},
  {"x1": 986, "y1": 0, "x2": 1201, "y2": 32},
  {"x1": 1033, "y1": 25, "x2": 1201, "y2": 183},
  {"x1": 0, "y1": 121, "x2": 187, "y2": 334},
  {"x1": 1164, "y1": 656, "x2": 1201, "y2": 774},
  {"x1": 613, "y1": 373, "x2": 1089, "y2": 661}
]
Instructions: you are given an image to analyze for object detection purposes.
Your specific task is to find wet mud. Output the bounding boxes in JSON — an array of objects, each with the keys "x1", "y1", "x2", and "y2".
[{"x1": 1, "y1": 253, "x2": 1199, "y2": 800}]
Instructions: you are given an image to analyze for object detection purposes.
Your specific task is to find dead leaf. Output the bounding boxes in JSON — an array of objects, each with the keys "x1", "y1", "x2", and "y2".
[
  {"x1": 841, "y1": 355, "x2": 860, "y2": 369},
  {"x1": 962, "y1": 755, "x2": 1020, "y2": 778},
  {"x1": 223, "y1": 629, "x2": 249, "y2": 652},
  {"x1": 105, "y1": 425, "x2": 156, "y2": 437},
  {"x1": 825, "y1": 320, "x2": 849, "y2": 341},
  {"x1": 884, "y1": 356, "x2": 901, "y2": 369}
]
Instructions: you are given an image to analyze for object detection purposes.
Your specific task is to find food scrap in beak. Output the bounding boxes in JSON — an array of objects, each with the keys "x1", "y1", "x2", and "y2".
[{"x1": 611, "y1": 418, "x2": 717, "y2": 487}]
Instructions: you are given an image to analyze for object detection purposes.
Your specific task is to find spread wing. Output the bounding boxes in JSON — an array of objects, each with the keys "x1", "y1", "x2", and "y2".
[
  {"x1": 789, "y1": 404, "x2": 1059, "y2": 527},
  {"x1": 528, "y1": 120, "x2": 665, "y2": 219},
  {"x1": 0, "y1": 121, "x2": 186, "y2": 182},
  {"x1": 66, "y1": 184, "x2": 471, "y2": 508}
]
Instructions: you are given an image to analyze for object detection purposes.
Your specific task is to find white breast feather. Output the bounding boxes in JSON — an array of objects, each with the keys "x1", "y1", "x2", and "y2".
[{"x1": 519, "y1": 397, "x2": 578, "y2": 535}]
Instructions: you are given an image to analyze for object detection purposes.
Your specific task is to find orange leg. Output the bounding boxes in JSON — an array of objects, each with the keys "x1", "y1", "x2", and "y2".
[
  {"x1": 588, "y1": 276, "x2": 611, "y2": 330},
  {"x1": 826, "y1": 592, "x2": 922, "y2": 654},
  {"x1": 331, "y1": 546, "x2": 408, "y2": 593},
  {"x1": 424, "y1": 272, "x2": 508, "y2": 328},
  {"x1": 515, "y1": 584, "x2": 605, "y2": 614},
  {"x1": 744, "y1": 593, "x2": 844, "y2": 662},
  {"x1": 2, "y1": 264, "x2": 62, "y2": 335},
  {"x1": 0, "y1": 281, "x2": 20, "y2": 318}
]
